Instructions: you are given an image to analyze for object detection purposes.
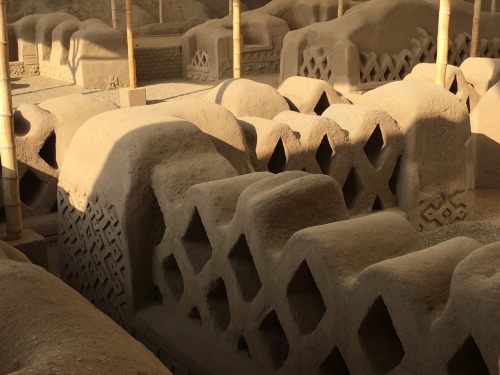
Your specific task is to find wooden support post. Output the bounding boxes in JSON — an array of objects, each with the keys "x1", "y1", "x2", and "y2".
[
  {"x1": 159, "y1": 0, "x2": 163, "y2": 24},
  {"x1": 233, "y1": 0, "x2": 241, "y2": 78},
  {"x1": 435, "y1": 0, "x2": 450, "y2": 86},
  {"x1": 111, "y1": 0, "x2": 118, "y2": 29},
  {"x1": 0, "y1": 0, "x2": 23, "y2": 240},
  {"x1": 492, "y1": 0, "x2": 496, "y2": 12},
  {"x1": 229, "y1": 0, "x2": 233, "y2": 15},
  {"x1": 470, "y1": 0, "x2": 482, "y2": 56},
  {"x1": 126, "y1": 0, "x2": 137, "y2": 89},
  {"x1": 338, "y1": 0, "x2": 344, "y2": 17}
]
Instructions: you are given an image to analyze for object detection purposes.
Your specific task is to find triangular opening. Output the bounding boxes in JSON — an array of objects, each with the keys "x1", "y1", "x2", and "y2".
[
  {"x1": 315, "y1": 135, "x2": 333, "y2": 174},
  {"x1": 150, "y1": 188, "x2": 166, "y2": 246},
  {"x1": 286, "y1": 260, "x2": 326, "y2": 335},
  {"x1": 372, "y1": 195, "x2": 384, "y2": 211},
  {"x1": 342, "y1": 168, "x2": 363, "y2": 210},
  {"x1": 319, "y1": 346, "x2": 350, "y2": 375},
  {"x1": 447, "y1": 336, "x2": 490, "y2": 375},
  {"x1": 465, "y1": 96, "x2": 471, "y2": 113},
  {"x1": 237, "y1": 335, "x2": 251, "y2": 358},
  {"x1": 314, "y1": 92, "x2": 330, "y2": 115},
  {"x1": 19, "y1": 169, "x2": 45, "y2": 207},
  {"x1": 358, "y1": 296, "x2": 405, "y2": 374},
  {"x1": 188, "y1": 307, "x2": 202, "y2": 324},
  {"x1": 449, "y1": 76, "x2": 459, "y2": 95},
  {"x1": 162, "y1": 254, "x2": 184, "y2": 302},
  {"x1": 182, "y1": 208, "x2": 212, "y2": 274},
  {"x1": 388, "y1": 156, "x2": 401, "y2": 196},
  {"x1": 39, "y1": 132, "x2": 58, "y2": 169},
  {"x1": 268, "y1": 138, "x2": 287, "y2": 174},
  {"x1": 364, "y1": 125, "x2": 385, "y2": 169},
  {"x1": 259, "y1": 310, "x2": 289, "y2": 369},
  {"x1": 151, "y1": 285, "x2": 163, "y2": 305},
  {"x1": 228, "y1": 235, "x2": 262, "y2": 302},
  {"x1": 206, "y1": 278, "x2": 231, "y2": 331}
]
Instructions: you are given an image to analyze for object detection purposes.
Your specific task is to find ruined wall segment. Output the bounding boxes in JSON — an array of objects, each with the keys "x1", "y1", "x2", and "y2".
[
  {"x1": 8, "y1": 13, "x2": 128, "y2": 89},
  {"x1": 280, "y1": 0, "x2": 500, "y2": 93},
  {"x1": 55, "y1": 78, "x2": 498, "y2": 373},
  {"x1": 182, "y1": 0, "x2": 360, "y2": 82}
]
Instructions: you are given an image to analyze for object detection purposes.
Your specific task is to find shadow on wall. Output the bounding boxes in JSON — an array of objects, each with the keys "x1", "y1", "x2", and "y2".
[{"x1": 7, "y1": 13, "x2": 129, "y2": 89}]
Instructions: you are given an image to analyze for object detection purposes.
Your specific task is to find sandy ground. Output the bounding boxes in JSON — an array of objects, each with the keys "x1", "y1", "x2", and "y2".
[
  {"x1": 12, "y1": 74, "x2": 281, "y2": 109},
  {"x1": 10, "y1": 74, "x2": 500, "y2": 275}
]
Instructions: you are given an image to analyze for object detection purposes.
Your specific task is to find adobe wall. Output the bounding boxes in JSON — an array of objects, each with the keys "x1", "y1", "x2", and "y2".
[
  {"x1": 280, "y1": 0, "x2": 500, "y2": 93},
  {"x1": 54, "y1": 77, "x2": 497, "y2": 374},
  {"x1": 135, "y1": 45, "x2": 183, "y2": 81},
  {"x1": 0, "y1": 244, "x2": 172, "y2": 375},
  {"x1": 8, "y1": 13, "x2": 128, "y2": 89},
  {"x1": 182, "y1": 0, "x2": 361, "y2": 82}
]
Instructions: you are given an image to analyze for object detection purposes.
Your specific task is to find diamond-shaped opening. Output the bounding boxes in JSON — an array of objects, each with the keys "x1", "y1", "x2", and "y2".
[
  {"x1": 188, "y1": 306, "x2": 202, "y2": 324},
  {"x1": 228, "y1": 235, "x2": 262, "y2": 302},
  {"x1": 259, "y1": 310, "x2": 289, "y2": 369},
  {"x1": 268, "y1": 138, "x2": 287, "y2": 174},
  {"x1": 342, "y1": 168, "x2": 363, "y2": 210},
  {"x1": 303, "y1": 66, "x2": 310, "y2": 76},
  {"x1": 286, "y1": 260, "x2": 326, "y2": 335},
  {"x1": 39, "y1": 132, "x2": 58, "y2": 169},
  {"x1": 483, "y1": 46, "x2": 490, "y2": 57},
  {"x1": 207, "y1": 278, "x2": 231, "y2": 331},
  {"x1": 314, "y1": 92, "x2": 331, "y2": 115},
  {"x1": 364, "y1": 125, "x2": 385, "y2": 169},
  {"x1": 321, "y1": 58, "x2": 327, "y2": 70},
  {"x1": 372, "y1": 195, "x2": 384, "y2": 211},
  {"x1": 449, "y1": 76, "x2": 459, "y2": 95},
  {"x1": 182, "y1": 208, "x2": 212, "y2": 274},
  {"x1": 369, "y1": 68, "x2": 377, "y2": 81},
  {"x1": 315, "y1": 135, "x2": 334, "y2": 174},
  {"x1": 388, "y1": 156, "x2": 401, "y2": 196},
  {"x1": 237, "y1": 335, "x2": 252, "y2": 358},
  {"x1": 319, "y1": 346, "x2": 351, "y2": 375},
  {"x1": 20, "y1": 169, "x2": 45, "y2": 206},
  {"x1": 358, "y1": 296, "x2": 405, "y2": 374},
  {"x1": 162, "y1": 254, "x2": 184, "y2": 302},
  {"x1": 383, "y1": 68, "x2": 391, "y2": 81},
  {"x1": 447, "y1": 335, "x2": 490, "y2": 375}
]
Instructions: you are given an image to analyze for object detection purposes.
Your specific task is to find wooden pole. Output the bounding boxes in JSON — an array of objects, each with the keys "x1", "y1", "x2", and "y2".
[
  {"x1": 111, "y1": 0, "x2": 118, "y2": 29},
  {"x1": 492, "y1": 0, "x2": 497, "y2": 12},
  {"x1": 338, "y1": 0, "x2": 344, "y2": 17},
  {"x1": 159, "y1": 0, "x2": 163, "y2": 24},
  {"x1": 470, "y1": 0, "x2": 482, "y2": 56},
  {"x1": 126, "y1": 0, "x2": 137, "y2": 89},
  {"x1": 233, "y1": 0, "x2": 241, "y2": 78},
  {"x1": 0, "y1": 0, "x2": 22, "y2": 240},
  {"x1": 229, "y1": 0, "x2": 233, "y2": 15},
  {"x1": 435, "y1": 0, "x2": 450, "y2": 86}
]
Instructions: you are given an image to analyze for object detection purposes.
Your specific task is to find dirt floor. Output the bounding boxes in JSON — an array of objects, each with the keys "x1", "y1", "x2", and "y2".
[
  {"x1": 10, "y1": 74, "x2": 500, "y2": 275},
  {"x1": 12, "y1": 74, "x2": 281, "y2": 109}
]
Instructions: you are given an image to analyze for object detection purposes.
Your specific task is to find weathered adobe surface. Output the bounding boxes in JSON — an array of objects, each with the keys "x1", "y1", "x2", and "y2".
[{"x1": 0, "y1": 245, "x2": 172, "y2": 375}]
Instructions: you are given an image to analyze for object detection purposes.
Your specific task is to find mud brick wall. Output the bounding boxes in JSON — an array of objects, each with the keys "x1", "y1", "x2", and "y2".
[{"x1": 135, "y1": 46, "x2": 183, "y2": 81}]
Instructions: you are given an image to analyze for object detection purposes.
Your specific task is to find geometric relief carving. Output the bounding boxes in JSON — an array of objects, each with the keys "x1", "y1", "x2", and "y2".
[
  {"x1": 419, "y1": 191, "x2": 468, "y2": 229},
  {"x1": 58, "y1": 189, "x2": 128, "y2": 327},
  {"x1": 358, "y1": 28, "x2": 500, "y2": 85}
]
